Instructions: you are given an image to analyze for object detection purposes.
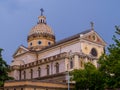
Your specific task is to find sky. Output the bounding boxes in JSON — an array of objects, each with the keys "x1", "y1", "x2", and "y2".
[{"x1": 0, "y1": 0, "x2": 120, "y2": 64}]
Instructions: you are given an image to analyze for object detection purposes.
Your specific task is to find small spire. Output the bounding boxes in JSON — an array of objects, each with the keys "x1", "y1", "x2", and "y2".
[
  {"x1": 40, "y1": 8, "x2": 44, "y2": 16},
  {"x1": 90, "y1": 22, "x2": 94, "y2": 30}
]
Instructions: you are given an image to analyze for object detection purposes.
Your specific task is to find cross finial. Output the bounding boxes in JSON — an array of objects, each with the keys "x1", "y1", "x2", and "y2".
[
  {"x1": 90, "y1": 22, "x2": 94, "y2": 30},
  {"x1": 40, "y1": 8, "x2": 44, "y2": 16}
]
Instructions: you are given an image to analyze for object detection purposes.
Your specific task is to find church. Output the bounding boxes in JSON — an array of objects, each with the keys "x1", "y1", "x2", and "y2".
[{"x1": 4, "y1": 9, "x2": 106, "y2": 90}]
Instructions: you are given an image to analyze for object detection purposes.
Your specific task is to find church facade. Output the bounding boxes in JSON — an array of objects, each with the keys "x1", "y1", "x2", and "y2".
[{"x1": 4, "y1": 10, "x2": 106, "y2": 90}]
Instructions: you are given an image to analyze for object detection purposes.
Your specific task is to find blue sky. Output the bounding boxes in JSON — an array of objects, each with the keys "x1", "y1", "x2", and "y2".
[{"x1": 0, "y1": 0, "x2": 120, "y2": 64}]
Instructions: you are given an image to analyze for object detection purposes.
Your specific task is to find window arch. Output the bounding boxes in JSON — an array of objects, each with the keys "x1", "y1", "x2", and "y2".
[
  {"x1": 38, "y1": 67, "x2": 41, "y2": 77},
  {"x1": 30, "y1": 69, "x2": 33, "y2": 79},
  {"x1": 46, "y1": 65, "x2": 50, "y2": 75},
  {"x1": 55, "y1": 63, "x2": 59, "y2": 73}
]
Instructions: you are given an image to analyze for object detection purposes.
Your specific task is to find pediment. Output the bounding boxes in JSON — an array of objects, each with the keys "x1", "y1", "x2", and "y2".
[
  {"x1": 81, "y1": 30, "x2": 106, "y2": 46},
  {"x1": 13, "y1": 45, "x2": 29, "y2": 57}
]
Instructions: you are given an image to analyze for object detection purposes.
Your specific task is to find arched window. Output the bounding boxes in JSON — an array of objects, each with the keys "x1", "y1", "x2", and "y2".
[
  {"x1": 46, "y1": 65, "x2": 49, "y2": 75},
  {"x1": 23, "y1": 70, "x2": 26, "y2": 79},
  {"x1": 70, "y1": 60, "x2": 73, "y2": 69},
  {"x1": 38, "y1": 67, "x2": 41, "y2": 77},
  {"x1": 41, "y1": 19, "x2": 42, "y2": 23},
  {"x1": 56, "y1": 63, "x2": 59, "y2": 73},
  {"x1": 30, "y1": 69, "x2": 33, "y2": 79}
]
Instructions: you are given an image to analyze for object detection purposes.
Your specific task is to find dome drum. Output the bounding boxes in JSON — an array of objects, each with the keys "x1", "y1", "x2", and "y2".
[{"x1": 27, "y1": 33, "x2": 55, "y2": 42}]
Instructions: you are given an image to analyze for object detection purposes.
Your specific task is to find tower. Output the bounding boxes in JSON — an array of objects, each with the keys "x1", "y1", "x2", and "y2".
[{"x1": 27, "y1": 9, "x2": 56, "y2": 51}]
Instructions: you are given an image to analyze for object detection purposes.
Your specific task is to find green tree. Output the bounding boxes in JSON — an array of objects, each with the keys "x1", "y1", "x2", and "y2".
[
  {"x1": 98, "y1": 26, "x2": 120, "y2": 89},
  {"x1": 0, "y1": 48, "x2": 13, "y2": 87},
  {"x1": 71, "y1": 62, "x2": 105, "y2": 90}
]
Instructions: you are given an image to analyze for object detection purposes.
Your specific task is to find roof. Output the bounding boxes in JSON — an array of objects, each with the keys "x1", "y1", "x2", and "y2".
[
  {"x1": 56, "y1": 29, "x2": 92, "y2": 45},
  {"x1": 36, "y1": 29, "x2": 93, "y2": 52},
  {"x1": 28, "y1": 23, "x2": 54, "y2": 36}
]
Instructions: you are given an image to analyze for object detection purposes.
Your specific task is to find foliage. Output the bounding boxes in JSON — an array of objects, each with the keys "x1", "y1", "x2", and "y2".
[
  {"x1": 0, "y1": 48, "x2": 13, "y2": 87},
  {"x1": 98, "y1": 26, "x2": 120, "y2": 89},
  {"x1": 71, "y1": 62, "x2": 105, "y2": 90}
]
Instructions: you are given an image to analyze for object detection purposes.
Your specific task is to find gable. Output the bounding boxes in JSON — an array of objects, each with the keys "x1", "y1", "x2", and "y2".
[
  {"x1": 81, "y1": 30, "x2": 106, "y2": 46},
  {"x1": 13, "y1": 45, "x2": 29, "y2": 57}
]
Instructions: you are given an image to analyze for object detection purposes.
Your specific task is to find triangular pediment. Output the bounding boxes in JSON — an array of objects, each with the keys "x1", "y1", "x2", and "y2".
[
  {"x1": 81, "y1": 30, "x2": 106, "y2": 46},
  {"x1": 13, "y1": 45, "x2": 29, "y2": 57}
]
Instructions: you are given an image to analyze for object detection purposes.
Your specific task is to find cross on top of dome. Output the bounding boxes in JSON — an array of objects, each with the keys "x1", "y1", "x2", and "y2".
[
  {"x1": 90, "y1": 21, "x2": 94, "y2": 30},
  {"x1": 37, "y1": 8, "x2": 46, "y2": 24},
  {"x1": 40, "y1": 8, "x2": 44, "y2": 16}
]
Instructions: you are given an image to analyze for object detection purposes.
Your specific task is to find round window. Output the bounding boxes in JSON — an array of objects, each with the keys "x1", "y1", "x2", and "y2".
[
  {"x1": 91, "y1": 48, "x2": 98, "y2": 57},
  {"x1": 30, "y1": 43, "x2": 32, "y2": 46},
  {"x1": 38, "y1": 41, "x2": 42, "y2": 45},
  {"x1": 48, "y1": 42, "x2": 51, "y2": 46}
]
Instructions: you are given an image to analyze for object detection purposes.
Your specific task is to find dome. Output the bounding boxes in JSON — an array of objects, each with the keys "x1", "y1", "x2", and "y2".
[
  {"x1": 28, "y1": 23, "x2": 54, "y2": 36},
  {"x1": 27, "y1": 11, "x2": 56, "y2": 51}
]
